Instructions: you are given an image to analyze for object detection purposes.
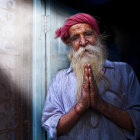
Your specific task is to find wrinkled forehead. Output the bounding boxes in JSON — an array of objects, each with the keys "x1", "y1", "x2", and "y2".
[{"x1": 69, "y1": 23, "x2": 93, "y2": 37}]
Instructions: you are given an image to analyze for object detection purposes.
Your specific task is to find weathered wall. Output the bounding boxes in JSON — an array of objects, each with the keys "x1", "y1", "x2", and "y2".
[{"x1": 0, "y1": 0, "x2": 32, "y2": 139}]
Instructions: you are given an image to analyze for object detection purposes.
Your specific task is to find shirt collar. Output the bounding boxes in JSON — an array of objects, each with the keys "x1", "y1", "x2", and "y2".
[
  {"x1": 66, "y1": 65, "x2": 73, "y2": 74},
  {"x1": 66, "y1": 59, "x2": 115, "y2": 74},
  {"x1": 103, "y1": 60, "x2": 115, "y2": 69}
]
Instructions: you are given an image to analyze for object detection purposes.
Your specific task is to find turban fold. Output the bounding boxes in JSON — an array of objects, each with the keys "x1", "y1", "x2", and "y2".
[{"x1": 55, "y1": 13, "x2": 100, "y2": 43}]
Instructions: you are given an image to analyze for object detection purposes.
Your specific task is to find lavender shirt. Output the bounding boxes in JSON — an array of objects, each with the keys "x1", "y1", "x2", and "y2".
[{"x1": 42, "y1": 60, "x2": 140, "y2": 140}]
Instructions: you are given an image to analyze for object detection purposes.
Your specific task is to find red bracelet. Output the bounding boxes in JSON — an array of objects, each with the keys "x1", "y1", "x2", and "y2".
[{"x1": 74, "y1": 104, "x2": 81, "y2": 117}]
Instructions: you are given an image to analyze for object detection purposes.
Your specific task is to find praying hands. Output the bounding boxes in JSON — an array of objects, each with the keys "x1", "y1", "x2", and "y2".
[{"x1": 76, "y1": 64, "x2": 103, "y2": 114}]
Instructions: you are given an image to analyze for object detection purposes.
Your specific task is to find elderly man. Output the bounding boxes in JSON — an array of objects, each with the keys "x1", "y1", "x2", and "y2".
[{"x1": 41, "y1": 13, "x2": 140, "y2": 140}]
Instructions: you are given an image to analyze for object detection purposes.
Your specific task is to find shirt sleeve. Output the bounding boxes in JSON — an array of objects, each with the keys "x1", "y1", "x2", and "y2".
[
  {"x1": 41, "y1": 71, "x2": 65, "y2": 140},
  {"x1": 123, "y1": 64, "x2": 140, "y2": 139}
]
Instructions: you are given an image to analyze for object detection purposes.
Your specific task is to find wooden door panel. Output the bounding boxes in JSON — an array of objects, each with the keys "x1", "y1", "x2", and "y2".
[{"x1": 46, "y1": 0, "x2": 77, "y2": 87}]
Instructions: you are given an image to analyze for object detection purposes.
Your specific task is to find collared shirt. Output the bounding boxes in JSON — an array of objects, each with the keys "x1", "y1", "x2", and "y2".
[{"x1": 42, "y1": 60, "x2": 140, "y2": 140}]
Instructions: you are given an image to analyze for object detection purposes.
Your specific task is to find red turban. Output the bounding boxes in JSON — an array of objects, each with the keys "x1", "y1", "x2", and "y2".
[{"x1": 55, "y1": 13, "x2": 100, "y2": 43}]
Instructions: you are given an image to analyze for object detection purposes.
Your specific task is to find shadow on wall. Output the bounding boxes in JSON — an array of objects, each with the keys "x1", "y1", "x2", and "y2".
[
  {"x1": 102, "y1": 23, "x2": 140, "y2": 83},
  {"x1": 0, "y1": 68, "x2": 32, "y2": 140},
  {"x1": 112, "y1": 26, "x2": 140, "y2": 83},
  {"x1": 102, "y1": 24, "x2": 140, "y2": 83}
]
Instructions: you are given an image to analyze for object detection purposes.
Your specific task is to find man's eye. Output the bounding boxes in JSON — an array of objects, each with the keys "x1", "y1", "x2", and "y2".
[
  {"x1": 71, "y1": 36, "x2": 78, "y2": 41},
  {"x1": 85, "y1": 32, "x2": 92, "y2": 36}
]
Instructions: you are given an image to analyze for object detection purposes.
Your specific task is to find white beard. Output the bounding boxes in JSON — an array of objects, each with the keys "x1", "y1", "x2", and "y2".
[{"x1": 67, "y1": 41, "x2": 110, "y2": 101}]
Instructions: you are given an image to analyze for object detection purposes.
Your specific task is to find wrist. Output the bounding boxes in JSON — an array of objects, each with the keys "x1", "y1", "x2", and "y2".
[
  {"x1": 73, "y1": 104, "x2": 81, "y2": 117},
  {"x1": 76, "y1": 102, "x2": 87, "y2": 114}
]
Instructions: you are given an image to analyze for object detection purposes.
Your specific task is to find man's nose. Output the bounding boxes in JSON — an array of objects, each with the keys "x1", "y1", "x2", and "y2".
[{"x1": 79, "y1": 36, "x2": 88, "y2": 47}]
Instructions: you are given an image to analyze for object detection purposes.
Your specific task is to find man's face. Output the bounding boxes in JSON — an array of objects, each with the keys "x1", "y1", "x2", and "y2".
[
  {"x1": 69, "y1": 23, "x2": 96, "y2": 51},
  {"x1": 68, "y1": 24, "x2": 109, "y2": 100}
]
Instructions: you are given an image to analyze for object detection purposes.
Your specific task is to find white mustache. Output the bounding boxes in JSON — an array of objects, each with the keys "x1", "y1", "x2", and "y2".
[{"x1": 73, "y1": 44, "x2": 102, "y2": 59}]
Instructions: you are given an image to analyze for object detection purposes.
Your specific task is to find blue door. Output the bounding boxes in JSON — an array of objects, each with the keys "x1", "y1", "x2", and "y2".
[{"x1": 32, "y1": 0, "x2": 78, "y2": 139}]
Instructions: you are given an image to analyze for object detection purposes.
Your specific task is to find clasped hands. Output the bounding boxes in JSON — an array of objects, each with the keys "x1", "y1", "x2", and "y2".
[{"x1": 77, "y1": 64, "x2": 103, "y2": 114}]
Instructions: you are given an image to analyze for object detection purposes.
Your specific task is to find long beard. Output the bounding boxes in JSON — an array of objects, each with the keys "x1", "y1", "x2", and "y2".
[{"x1": 67, "y1": 40, "x2": 110, "y2": 101}]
